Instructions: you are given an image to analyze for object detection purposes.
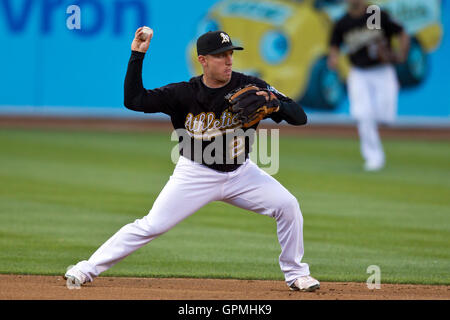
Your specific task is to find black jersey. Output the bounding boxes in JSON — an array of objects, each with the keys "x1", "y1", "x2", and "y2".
[
  {"x1": 330, "y1": 9, "x2": 403, "y2": 68},
  {"x1": 124, "y1": 51, "x2": 307, "y2": 172}
]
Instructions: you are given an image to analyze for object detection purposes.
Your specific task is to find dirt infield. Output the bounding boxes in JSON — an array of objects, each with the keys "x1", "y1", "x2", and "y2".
[
  {"x1": 0, "y1": 116, "x2": 449, "y2": 139},
  {"x1": 0, "y1": 275, "x2": 448, "y2": 300}
]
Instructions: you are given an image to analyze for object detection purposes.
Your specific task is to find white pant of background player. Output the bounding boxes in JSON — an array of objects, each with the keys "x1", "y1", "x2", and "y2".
[
  {"x1": 347, "y1": 64, "x2": 399, "y2": 170},
  {"x1": 71, "y1": 156, "x2": 312, "y2": 288}
]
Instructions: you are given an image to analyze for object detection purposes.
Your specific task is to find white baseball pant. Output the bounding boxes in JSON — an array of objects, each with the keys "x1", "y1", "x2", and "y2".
[
  {"x1": 75, "y1": 156, "x2": 310, "y2": 285},
  {"x1": 347, "y1": 64, "x2": 399, "y2": 167}
]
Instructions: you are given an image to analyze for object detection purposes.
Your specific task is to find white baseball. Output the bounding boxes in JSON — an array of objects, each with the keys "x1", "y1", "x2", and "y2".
[{"x1": 140, "y1": 26, "x2": 153, "y2": 41}]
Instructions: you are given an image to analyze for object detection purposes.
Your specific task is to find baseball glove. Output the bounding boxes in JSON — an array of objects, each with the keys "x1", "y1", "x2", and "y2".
[{"x1": 225, "y1": 84, "x2": 280, "y2": 128}]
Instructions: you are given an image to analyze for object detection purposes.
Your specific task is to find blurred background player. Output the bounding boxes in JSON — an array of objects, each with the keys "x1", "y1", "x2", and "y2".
[{"x1": 327, "y1": 0, "x2": 410, "y2": 171}]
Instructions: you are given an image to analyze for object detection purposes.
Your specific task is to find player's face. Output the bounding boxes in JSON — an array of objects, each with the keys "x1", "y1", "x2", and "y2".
[{"x1": 202, "y1": 50, "x2": 234, "y2": 84}]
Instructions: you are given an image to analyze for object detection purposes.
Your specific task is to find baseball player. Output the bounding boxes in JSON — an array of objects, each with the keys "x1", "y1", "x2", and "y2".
[
  {"x1": 328, "y1": 0, "x2": 409, "y2": 171},
  {"x1": 65, "y1": 28, "x2": 320, "y2": 292}
]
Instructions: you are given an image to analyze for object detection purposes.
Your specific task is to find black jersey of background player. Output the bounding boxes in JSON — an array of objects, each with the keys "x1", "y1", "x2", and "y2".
[
  {"x1": 124, "y1": 51, "x2": 305, "y2": 172},
  {"x1": 330, "y1": 9, "x2": 403, "y2": 68}
]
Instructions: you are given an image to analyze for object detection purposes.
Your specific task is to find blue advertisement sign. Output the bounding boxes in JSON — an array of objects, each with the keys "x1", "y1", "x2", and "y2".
[{"x1": 0, "y1": 0, "x2": 448, "y2": 125}]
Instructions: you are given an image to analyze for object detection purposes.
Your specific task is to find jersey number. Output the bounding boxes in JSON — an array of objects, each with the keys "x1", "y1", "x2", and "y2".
[{"x1": 229, "y1": 136, "x2": 245, "y2": 159}]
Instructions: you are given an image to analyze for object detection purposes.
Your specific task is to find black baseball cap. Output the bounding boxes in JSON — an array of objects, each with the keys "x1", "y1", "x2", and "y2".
[{"x1": 196, "y1": 31, "x2": 244, "y2": 56}]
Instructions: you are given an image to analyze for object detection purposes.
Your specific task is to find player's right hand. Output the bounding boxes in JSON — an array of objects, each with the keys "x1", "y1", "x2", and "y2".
[{"x1": 131, "y1": 27, "x2": 153, "y2": 53}]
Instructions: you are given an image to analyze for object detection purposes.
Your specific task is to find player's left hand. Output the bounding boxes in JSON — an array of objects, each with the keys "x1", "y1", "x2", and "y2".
[{"x1": 226, "y1": 85, "x2": 280, "y2": 128}]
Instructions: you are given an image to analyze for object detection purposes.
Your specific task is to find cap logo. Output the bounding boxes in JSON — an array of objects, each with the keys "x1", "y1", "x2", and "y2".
[{"x1": 220, "y1": 32, "x2": 230, "y2": 43}]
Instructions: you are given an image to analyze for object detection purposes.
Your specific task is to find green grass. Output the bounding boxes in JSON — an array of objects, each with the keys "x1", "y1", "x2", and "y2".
[{"x1": 0, "y1": 128, "x2": 449, "y2": 285}]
